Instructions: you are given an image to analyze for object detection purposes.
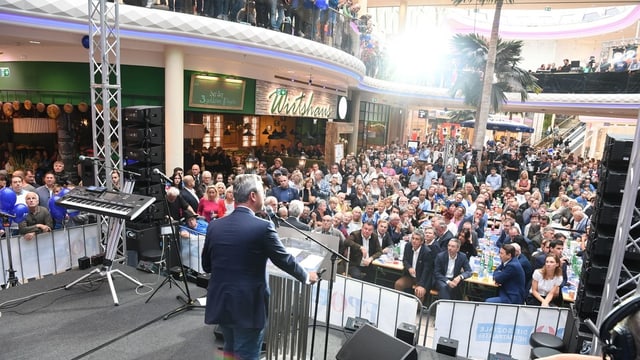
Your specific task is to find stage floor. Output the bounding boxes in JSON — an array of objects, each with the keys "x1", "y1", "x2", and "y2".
[{"x1": 0, "y1": 264, "x2": 357, "y2": 360}]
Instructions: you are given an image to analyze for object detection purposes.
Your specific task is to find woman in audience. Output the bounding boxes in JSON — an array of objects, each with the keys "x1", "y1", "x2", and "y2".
[
  {"x1": 457, "y1": 228, "x2": 477, "y2": 259},
  {"x1": 527, "y1": 254, "x2": 563, "y2": 306},
  {"x1": 223, "y1": 186, "x2": 235, "y2": 215},
  {"x1": 198, "y1": 185, "x2": 226, "y2": 222}
]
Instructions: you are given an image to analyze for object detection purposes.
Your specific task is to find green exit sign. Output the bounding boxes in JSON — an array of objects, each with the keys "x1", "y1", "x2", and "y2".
[
  {"x1": 0, "y1": 68, "x2": 9, "y2": 77},
  {"x1": 544, "y1": 6, "x2": 551, "y2": 11},
  {"x1": 276, "y1": 88, "x2": 287, "y2": 96}
]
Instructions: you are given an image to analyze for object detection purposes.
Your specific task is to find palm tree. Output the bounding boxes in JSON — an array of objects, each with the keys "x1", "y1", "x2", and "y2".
[
  {"x1": 451, "y1": 0, "x2": 513, "y2": 166},
  {"x1": 450, "y1": 33, "x2": 540, "y2": 112}
]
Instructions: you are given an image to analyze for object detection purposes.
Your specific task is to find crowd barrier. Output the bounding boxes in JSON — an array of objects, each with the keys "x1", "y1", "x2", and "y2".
[
  {"x1": 0, "y1": 224, "x2": 102, "y2": 285},
  {"x1": 423, "y1": 299, "x2": 569, "y2": 359},
  {"x1": 314, "y1": 274, "x2": 424, "y2": 338}
]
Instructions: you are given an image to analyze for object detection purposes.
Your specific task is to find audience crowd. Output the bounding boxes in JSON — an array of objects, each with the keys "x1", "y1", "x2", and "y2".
[{"x1": 0, "y1": 133, "x2": 597, "y2": 306}]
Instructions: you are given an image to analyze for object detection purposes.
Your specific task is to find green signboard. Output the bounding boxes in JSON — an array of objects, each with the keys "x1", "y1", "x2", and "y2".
[{"x1": 188, "y1": 74, "x2": 245, "y2": 110}]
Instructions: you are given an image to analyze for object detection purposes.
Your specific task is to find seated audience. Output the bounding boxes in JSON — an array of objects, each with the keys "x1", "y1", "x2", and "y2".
[
  {"x1": 486, "y1": 244, "x2": 526, "y2": 304},
  {"x1": 526, "y1": 254, "x2": 563, "y2": 307},
  {"x1": 343, "y1": 221, "x2": 380, "y2": 282},
  {"x1": 434, "y1": 238, "x2": 472, "y2": 300},
  {"x1": 394, "y1": 229, "x2": 434, "y2": 303}
]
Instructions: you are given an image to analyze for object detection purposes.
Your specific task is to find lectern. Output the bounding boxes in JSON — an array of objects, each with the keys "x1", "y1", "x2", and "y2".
[{"x1": 265, "y1": 229, "x2": 338, "y2": 359}]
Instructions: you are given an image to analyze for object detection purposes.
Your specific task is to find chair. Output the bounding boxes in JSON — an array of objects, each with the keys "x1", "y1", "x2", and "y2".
[{"x1": 529, "y1": 307, "x2": 577, "y2": 359}]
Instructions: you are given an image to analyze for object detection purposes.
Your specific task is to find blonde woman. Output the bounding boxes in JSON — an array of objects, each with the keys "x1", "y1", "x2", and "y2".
[
  {"x1": 198, "y1": 185, "x2": 226, "y2": 222},
  {"x1": 223, "y1": 186, "x2": 235, "y2": 215}
]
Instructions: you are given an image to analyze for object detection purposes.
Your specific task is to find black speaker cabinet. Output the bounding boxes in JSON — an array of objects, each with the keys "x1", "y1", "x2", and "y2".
[
  {"x1": 336, "y1": 324, "x2": 417, "y2": 360},
  {"x1": 436, "y1": 336, "x2": 459, "y2": 357},
  {"x1": 123, "y1": 106, "x2": 164, "y2": 125},
  {"x1": 396, "y1": 322, "x2": 417, "y2": 345}
]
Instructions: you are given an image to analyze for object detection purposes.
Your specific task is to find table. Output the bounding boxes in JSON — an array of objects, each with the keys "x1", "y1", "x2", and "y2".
[
  {"x1": 372, "y1": 258, "x2": 403, "y2": 288},
  {"x1": 464, "y1": 275, "x2": 499, "y2": 302}
]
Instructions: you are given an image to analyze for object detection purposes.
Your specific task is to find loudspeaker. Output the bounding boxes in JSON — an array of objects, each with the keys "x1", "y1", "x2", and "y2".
[
  {"x1": 396, "y1": 322, "x2": 417, "y2": 345},
  {"x1": 436, "y1": 337, "x2": 458, "y2": 357},
  {"x1": 336, "y1": 324, "x2": 417, "y2": 360},
  {"x1": 123, "y1": 106, "x2": 164, "y2": 125},
  {"x1": 344, "y1": 316, "x2": 374, "y2": 332},
  {"x1": 600, "y1": 296, "x2": 640, "y2": 360},
  {"x1": 78, "y1": 256, "x2": 90, "y2": 270}
]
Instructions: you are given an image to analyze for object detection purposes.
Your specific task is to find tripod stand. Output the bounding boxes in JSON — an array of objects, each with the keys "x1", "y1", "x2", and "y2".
[
  {"x1": 1, "y1": 213, "x2": 19, "y2": 288},
  {"x1": 65, "y1": 179, "x2": 143, "y2": 305},
  {"x1": 144, "y1": 173, "x2": 203, "y2": 319}
]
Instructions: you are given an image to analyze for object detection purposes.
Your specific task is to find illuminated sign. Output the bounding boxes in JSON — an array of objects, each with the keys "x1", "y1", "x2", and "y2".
[{"x1": 255, "y1": 80, "x2": 338, "y2": 118}]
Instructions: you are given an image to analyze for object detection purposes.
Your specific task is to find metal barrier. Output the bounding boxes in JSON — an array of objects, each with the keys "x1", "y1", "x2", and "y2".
[
  {"x1": 178, "y1": 226, "x2": 205, "y2": 273},
  {"x1": 0, "y1": 223, "x2": 102, "y2": 285},
  {"x1": 314, "y1": 274, "x2": 425, "y2": 340},
  {"x1": 422, "y1": 299, "x2": 569, "y2": 359}
]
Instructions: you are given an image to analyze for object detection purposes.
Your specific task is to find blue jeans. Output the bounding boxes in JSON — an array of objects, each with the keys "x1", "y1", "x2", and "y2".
[
  {"x1": 269, "y1": 0, "x2": 284, "y2": 30},
  {"x1": 219, "y1": 325, "x2": 265, "y2": 360}
]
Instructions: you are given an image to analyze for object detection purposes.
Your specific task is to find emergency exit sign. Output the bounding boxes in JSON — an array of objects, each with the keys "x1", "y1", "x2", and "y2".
[{"x1": 0, "y1": 68, "x2": 9, "y2": 77}]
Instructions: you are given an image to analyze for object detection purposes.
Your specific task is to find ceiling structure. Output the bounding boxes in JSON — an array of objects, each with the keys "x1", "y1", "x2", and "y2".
[{"x1": 0, "y1": 0, "x2": 638, "y2": 119}]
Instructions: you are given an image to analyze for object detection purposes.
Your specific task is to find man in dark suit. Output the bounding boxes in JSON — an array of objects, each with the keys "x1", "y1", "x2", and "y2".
[
  {"x1": 394, "y1": 229, "x2": 434, "y2": 303},
  {"x1": 434, "y1": 218, "x2": 454, "y2": 250},
  {"x1": 202, "y1": 174, "x2": 319, "y2": 360},
  {"x1": 344, "y1": 221, "x2": 381, "y2": 282},
  {"x1": 434, "y1": 239, "x2": 472, "y2": 300},
  {"x1": 486, "y1": 244, "x2": 526, "y2": 304},
  {"x1": 279, "y1": 200, "x2": 311, "y2": 231}
]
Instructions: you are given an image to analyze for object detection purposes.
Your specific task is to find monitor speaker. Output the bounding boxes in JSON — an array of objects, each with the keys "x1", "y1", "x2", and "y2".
[
  {"x1": 396, "y1": 322, "x2": 417, "y2": 345},
  {"x1": 336, "y1": 324, "x2": 417, "y2": 360},
  {"x1": 436, "y1": 336, "x2": 459, "y2": 357}
]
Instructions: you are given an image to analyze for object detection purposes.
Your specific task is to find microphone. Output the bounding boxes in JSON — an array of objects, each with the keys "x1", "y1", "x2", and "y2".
[
  {"x1": 152, "y1": 168, "x2": 173, "y2": 183},
  {"x1": 79, "y1": 155, "x2": 104, "y2": 162}
]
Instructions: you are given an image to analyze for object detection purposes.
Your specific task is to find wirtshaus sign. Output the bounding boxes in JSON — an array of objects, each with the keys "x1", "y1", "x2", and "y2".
[{"x1": 255, "y1": 80, "x2": 337, "y2": 119}]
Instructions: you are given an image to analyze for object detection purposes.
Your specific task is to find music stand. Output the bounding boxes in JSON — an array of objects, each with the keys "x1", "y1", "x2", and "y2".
[{"x1": 144, "y1": 177, "x2": 203, "y2": 320}]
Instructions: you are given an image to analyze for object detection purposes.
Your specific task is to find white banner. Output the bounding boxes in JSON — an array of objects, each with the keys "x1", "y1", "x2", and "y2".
[
  {"x1": 434, "y1": 301, "x2": 568, "y2": 359},
  {"x1": 312, "y1": 275, "x2": 420, "y2": 338}
]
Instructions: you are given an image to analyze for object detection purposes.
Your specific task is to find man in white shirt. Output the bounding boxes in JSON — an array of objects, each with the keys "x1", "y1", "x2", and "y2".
[{"x1": 433, "y1": 239, "x2": 472, "y2": 300}]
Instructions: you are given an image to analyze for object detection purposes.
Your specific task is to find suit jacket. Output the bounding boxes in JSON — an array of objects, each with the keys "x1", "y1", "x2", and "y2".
[
  {"x1": 202, "y1": 206, "x2": 307, "y2": 328},
  {"x1": 344, "y1": 230, "x2": 381, "y2": 266},
  {"x1": 493, "y1": 258, "x2": 526, "y2": 304},
  {"x1": 434, "y1": 251, "x2": 472, "y2": 288},
  {"x1": 281, "y1": 216, "x2": 311, "y2": 231},
  {"x1": 436, "y1": 230, "x2": 454, "y2": 250},
  {"x1": 402, "y1": 243, "x2": 435, "y2": 290},
  {"x1": 180, "y1": 188, "x2": 200, "y2": 214}
]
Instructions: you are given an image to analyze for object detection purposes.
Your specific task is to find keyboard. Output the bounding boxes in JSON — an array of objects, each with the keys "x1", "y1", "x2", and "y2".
[{"x1": 57, "y1": 187, "x2": 156, "y2": 221}]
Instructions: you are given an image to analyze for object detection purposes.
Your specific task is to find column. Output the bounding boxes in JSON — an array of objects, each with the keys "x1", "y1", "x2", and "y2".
[
  {"x1": 165, "y1": 46, "x2": 184, "y2": 172},
  {"x1": 398, "y1": 0, "x2": 408, "y2": 34},
  {"x1": 349, "y1": 90, "x2": 361, "y2": 155}
]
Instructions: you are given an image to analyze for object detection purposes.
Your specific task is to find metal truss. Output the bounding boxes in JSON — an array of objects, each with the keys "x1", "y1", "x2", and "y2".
[
  {"x1": 594, "y1": 110, "x2": 640, "y2": 353},
  {"x1": 88, "y1": 0, "x2": 124, "y2": 255}
]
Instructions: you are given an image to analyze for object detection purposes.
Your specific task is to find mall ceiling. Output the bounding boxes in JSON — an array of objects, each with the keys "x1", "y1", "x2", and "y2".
[
  {"x1": 0, "y1": 0, "x2": 639, "y2": 119},
  {"x1": 367, "y1": 0, "x2": 640, "y2": 10}
]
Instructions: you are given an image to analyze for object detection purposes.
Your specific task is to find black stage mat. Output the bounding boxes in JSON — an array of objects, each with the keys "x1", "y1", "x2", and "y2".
[{"x1": 0, "y1": 264, "x2": 211, "y2": 360}]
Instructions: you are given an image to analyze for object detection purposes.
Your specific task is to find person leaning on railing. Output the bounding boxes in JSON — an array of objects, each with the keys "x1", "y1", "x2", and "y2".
[{"x1": 18, "y1": 191, "x2": 53, "y2": 241}]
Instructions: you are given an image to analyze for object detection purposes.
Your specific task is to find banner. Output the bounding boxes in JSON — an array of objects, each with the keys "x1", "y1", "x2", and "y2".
[{"x1": 433, "y1": 301, "x2": 568, "y2": 359}]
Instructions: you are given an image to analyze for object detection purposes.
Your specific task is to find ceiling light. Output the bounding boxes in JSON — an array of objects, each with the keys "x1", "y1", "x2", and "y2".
[{"x1": 29, "y1": 40, "x2": 41, "y2": 44}]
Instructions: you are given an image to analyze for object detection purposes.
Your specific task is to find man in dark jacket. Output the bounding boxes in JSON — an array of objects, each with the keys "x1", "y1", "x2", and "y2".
[{"x1": 394, "y1": 229, "x2": 434, "y2": 303}]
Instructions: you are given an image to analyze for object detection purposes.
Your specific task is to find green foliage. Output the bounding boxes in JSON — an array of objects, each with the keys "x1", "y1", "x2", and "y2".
[{"x1": 448, "y1": 33, "x2": 541, "y2": 112}]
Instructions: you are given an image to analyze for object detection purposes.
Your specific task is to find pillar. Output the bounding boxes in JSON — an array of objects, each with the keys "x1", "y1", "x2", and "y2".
[
  {"x1": 165, "y1": 46, "x2": 184, "y2": 172},
  {"x1": 350, "y1": 90, "x2": 361, "y2": 155},
  {"x1": 398, "y1": 0, "x2": 408, "y2": 34}
]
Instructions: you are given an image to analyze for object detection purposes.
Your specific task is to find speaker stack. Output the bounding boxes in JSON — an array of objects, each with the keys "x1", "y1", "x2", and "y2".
[
  {"x1": 576, "y1": 134, "x2": 640, "y2": 326},
  {"x1": 123, "y1": 106, "x2": 166, "y2": 261}
]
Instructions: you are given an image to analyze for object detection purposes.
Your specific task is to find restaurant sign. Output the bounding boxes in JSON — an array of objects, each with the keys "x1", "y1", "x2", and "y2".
[{"x1": 255, "y1": 80, "x2": 337, "y2": 118}]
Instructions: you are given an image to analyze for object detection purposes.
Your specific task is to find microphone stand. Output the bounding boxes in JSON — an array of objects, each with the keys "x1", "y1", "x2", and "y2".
[
  {"x1": 0, "y1": 212, "x2": 19, "y2": 287},
  {"x1": 144, "y1": 177, "x2": 203, "y2": 320},
  {"x1": 277, "y1": 217, "x2": 348, "y2": 360}
]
